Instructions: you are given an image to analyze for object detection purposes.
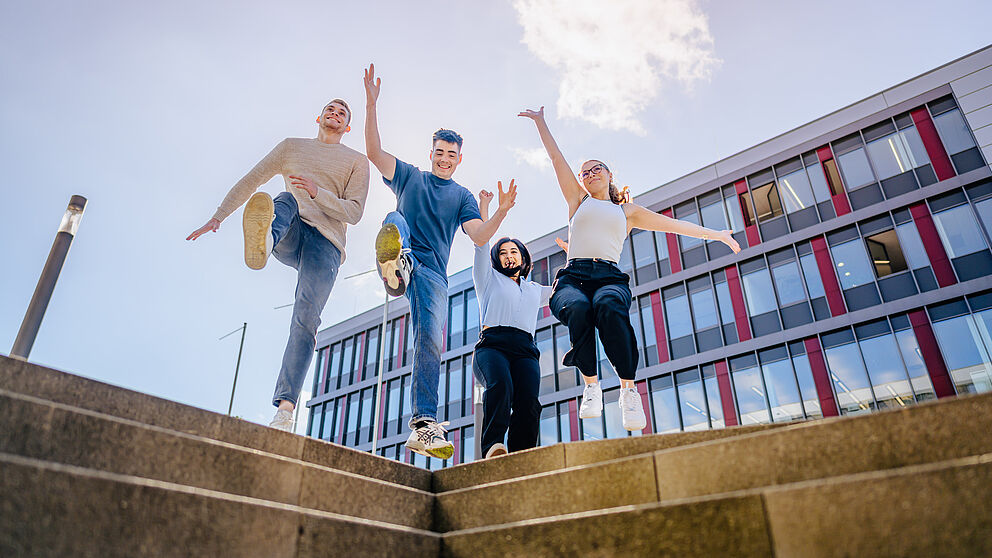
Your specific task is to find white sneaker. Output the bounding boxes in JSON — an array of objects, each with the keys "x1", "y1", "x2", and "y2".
[
  {"x1": 405, "y1": 420, "x2": 454, "y2": 459},
  {"x1": 269, "y1": 409, "x2": 295, "y2": 432},
  {"x1": 485, "y1": 443, "x2": 508, "y2": 459},
  {"x1": 243, "y1": 192, "x2": 274, "y2": 270},
  {"x1": 619, "y1": 387, "x2": 647, "y2": 431},
  {"x1": 579, "y1": 382, "x2": 603, "y2": 419},
  {"x1": 375, "y1": 223, "x2": 411, "y2": 296}
]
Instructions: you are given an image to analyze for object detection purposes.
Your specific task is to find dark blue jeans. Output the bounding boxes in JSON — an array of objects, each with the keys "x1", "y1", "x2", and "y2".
[
  {"x1": 270, "y1": 192, "x2": 341, "y2": 407},
  {"x1": 473, "y1": 326, "x2": 541, "y2": 455},
  {"x1": 550, "y1": 259, "x2": 638, "y2": 381}
]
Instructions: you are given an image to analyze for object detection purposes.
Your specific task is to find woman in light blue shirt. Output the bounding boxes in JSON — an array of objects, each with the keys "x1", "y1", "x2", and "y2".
[{"x1": 472, "y1": 190, "x2": 552, "y2": 459}]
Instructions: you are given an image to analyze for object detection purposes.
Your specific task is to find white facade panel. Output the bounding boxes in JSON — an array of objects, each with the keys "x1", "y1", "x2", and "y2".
[
  {"x1": 950, "y1": 64, "x2": 992, "y2": 96},
  {"x1": 964, "y1": 104, "x2": 992, "y2": 132},
  {"x1": 637, "y1": 165, "x2": 718, "y2": 208},
  {"x1": 973, "y1": 124, "x2": 992, "y2": 149},
  {"x1": 955, "y1": 84, "x2": 992, "y2": 113}
]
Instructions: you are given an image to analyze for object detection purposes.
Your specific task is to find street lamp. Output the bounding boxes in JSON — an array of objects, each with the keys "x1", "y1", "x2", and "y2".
[{"x1": 11, "y1": 195, "x2": 87, "y2": 360}]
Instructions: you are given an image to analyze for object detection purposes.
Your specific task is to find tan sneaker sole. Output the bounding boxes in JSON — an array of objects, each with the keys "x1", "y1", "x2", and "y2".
[
  {"x1": 376, "y1": 224, "x2": 403, "y2": 291},
  {"x1": 243, "y1": 192, "x2": 273, "y2": 270}
]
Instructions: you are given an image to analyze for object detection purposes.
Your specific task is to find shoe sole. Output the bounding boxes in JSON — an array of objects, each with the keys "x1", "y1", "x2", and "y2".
[
  {"x1": 243, "y1": 192, "x2": 273, "y2": 270},
  {"x1": 376, "y1": 224, "x2": 407, "y2": 296},
  {"x1": 579, "y1": 403, "x2": 603, "y2": 419},
  {"x1": 406, "y1": 441, "x2": 454, "y2": 460}
]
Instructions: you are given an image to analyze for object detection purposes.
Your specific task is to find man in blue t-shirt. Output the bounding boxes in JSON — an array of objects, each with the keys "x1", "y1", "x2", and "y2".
[{"x1": 363, "y1": 63, "x2": 517, "y2": 459}]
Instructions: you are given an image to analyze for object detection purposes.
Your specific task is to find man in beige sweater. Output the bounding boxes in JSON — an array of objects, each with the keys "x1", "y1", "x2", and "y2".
[{"x1": 187, "y1": 99, "x2": 370, "y2": 431}]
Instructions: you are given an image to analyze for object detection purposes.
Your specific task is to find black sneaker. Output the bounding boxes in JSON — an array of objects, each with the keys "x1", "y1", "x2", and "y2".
[{"x1": 376, "y1": 223, "x2": 411, "y2": 296}]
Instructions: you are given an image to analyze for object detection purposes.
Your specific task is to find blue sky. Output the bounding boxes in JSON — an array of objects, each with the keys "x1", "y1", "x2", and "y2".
[{"x1": 2, "y1": 0, "x2": 990, "y2": 432}]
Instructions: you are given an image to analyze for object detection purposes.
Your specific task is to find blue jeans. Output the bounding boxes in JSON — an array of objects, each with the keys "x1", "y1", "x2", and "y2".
[
  {"x1": 271, "y1": 192, "x2": 342, "y2": 407},
  {"x1": 384, "y1": 211, "x2": 447, "y2": 428}
]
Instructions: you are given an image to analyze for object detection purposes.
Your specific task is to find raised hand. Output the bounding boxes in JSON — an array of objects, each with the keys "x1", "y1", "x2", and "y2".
[
  {"x1": 289, "y1": 175, "x2": 317, "y2": 198},
  {"x1": 364, "y1": 63, "x2": 381, "y2": 105},
  {"x1": 714, "y1": 230, "x2": 741, "y2": 254},
  {"x1": 517, "y1": 106, "x2": 545, "y2": 122},
  {"x1": 497, "y1": 179, "x2": 517, "y2": 213},
  {"x1": 555, "y1": 237, "x2": 569, "y2": 252},
  {"x1": 186, "y1": 218, "x2": 220, "y2": 241},
  {"x1": 478, "y1": 189, "x2": 494, "y2": 220}
]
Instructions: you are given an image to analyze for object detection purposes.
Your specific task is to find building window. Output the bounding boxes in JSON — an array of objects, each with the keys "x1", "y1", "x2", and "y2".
[
  {"x1": 890, "y1": 316, "x2": 936, "y2": 402},
  {"x1": 386, "y1": 378, "x2": 401, "y2": 436},
  {"x1": 649, "y1": 375, "x2": 681, "y2": 433},
  {"x1": 676, "y1": 368, "x2": 710, "y2": 431},
  {"x1": 777, "y1": 167, "x2": 816, "y2": 216},
  {"x1": 364, "y1": 326, "x2": 380, "y2": 381},
  {"x1": 758, "y1": 346, "x2": 805, "y2": 422},
  {"x1": 701, "y1": 364, "x2": 726, "y2": 428},
  {"x1": 465, "y1": 289, "x2": 480, "y2": 341},
  {"x1": 723, "y1": 186, "x2": 747, "y2": 233},
  {"x1": 932, "y1": 107, "x2": 984, "y2": 173},
  {"x1": 555, "y1": 323, "x2": 580, "y2": 387},
  {"x1": 339, "y1": 337, "x2": 357, "y2": 389},
  {"x1": 461, "y1": 426, "x2": 475, "y2": 463},
  {"x1": 740, "y1": 259, "x2": 781, "y2": 337},
  {"x1": 663, "y1": 284, "x2": 695, "y2": 360},
  {"x1": 448, "y1": 293, "x2": 465, "y2": 349},
  {"x1": 729, "y1": 354, "x2": 770, "y2": 425},
  {"x1": 865, "y1": 127, "x2": 929, "y2": 181},
  {"x1": 932, "y1": 203, "x2": 988, "y2": 258},
  {"x1": 930, "y1": 309, "x2": 992, "y2": 394},
  {"x1": 631, "y1": 229, "x2": 658, "y2": 283},
  {"x1": 603, "y1": 388, "x2": 632, "y2": 439},
  {"x1": 688, "y1": 277, "x2": 721, "y2": 353},
  {"x1": 540, "y1": 405, "x2": 558, "y2": 446},
  {"x1": 864, "y1": 230, "x2": 909, "y2": 278},
  {"x1": 750, "y1": 180, "x2": 784, "y2": 223},
  {"x1": 788, "y1": 342, "x2": 824, "y2": 419},
  {"x1": 836, "y1": 147, "x2": 875, "y2": 191},
  {"x1": 638, "y1": 296, "x2": 659, "y2": 367},
  {"x1": 855, "y1": 321, "x2": 916, "y2": 410},
  {"x1": 821, "y1": 329, "x2": 875, "y2": 415},
  {"x1": 830, "y1": 239, "x2": 875, "y2": 290},
  {"x1": 537, "y1": 327, "x2": 556, "y2": 394},
  {"x1": 713, "y1": 272, "x2": 738, "y2": 344},
  {"x1": 325, "y1": 342, "x2": 342, "y2": 392}
]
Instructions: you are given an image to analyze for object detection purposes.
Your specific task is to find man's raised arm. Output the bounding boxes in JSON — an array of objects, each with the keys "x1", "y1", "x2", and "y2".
[{"x1": 364, "y1": 63, "x2": 396, "y2": 181}]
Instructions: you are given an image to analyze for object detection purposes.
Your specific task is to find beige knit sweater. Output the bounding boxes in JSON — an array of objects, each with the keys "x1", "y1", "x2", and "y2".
[{"x1": 211, "y1": 138, "x2": 370, "y2": 262}]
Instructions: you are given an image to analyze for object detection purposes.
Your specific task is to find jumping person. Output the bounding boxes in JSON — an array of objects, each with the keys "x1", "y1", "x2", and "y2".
[
  {"x1": 187, "y1": 99, "x2": 369, "y2": 432},
  {"x1": 519, "y1": 106, "x2": 740, "y2": 431},
  {"x1": 364, "y1": 63, "x2": 517, "y2": 458},
  {"x1": 472, "y1": 190, "x2": 552, "y2": 459}
]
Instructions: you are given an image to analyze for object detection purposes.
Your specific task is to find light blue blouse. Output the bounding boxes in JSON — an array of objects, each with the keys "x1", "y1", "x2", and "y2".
[{"x1": 472, "y1": 242, "x2": 553, "y2": 337}]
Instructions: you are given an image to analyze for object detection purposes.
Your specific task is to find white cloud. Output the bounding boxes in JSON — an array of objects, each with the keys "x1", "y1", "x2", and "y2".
[
  {"x1": 513, "y1": 0, "x2": 720, "y2": 134},
  {"x1": 511, "y1": 147, "x2": 552, "y2": 171}
]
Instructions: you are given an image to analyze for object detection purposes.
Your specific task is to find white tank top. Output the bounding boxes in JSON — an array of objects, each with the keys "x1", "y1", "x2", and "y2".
[{"x1": 567, "y1": 196, "x2": 627, "y2": 263}]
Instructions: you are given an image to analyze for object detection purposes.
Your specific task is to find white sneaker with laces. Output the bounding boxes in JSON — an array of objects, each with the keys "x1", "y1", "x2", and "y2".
[
  {"x1": 243, "y1": 192, "x2": 274, "y2": 270},
  {"x1": 269, "y1": 409, "x2": 295, "y2": 432},
  {"x1": 619, "y1": 387, "x2": 647, "y2": 431},
  {"x1": 405, "y1": 420, "x2": 454, "y2": 459},
  {"x1": 485, "y1": 443, "x2": 508, "y2": 459},
  {"x1": 376, "y1": 224, "x2": 411, "y2": 297},
  {"x1": 579, "y1": 382, "x2": 603, "y2": 419}
]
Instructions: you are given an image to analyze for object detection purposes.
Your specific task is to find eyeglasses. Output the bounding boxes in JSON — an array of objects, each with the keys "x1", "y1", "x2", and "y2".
[{"x1": 578, "y1": 164, "x2": 608, "y2": 180}]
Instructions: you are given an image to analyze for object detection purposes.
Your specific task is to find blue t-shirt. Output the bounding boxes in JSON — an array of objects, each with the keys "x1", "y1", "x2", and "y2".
[{"x1": 384, "y1": 159, "x2": 482, "y2": 279}]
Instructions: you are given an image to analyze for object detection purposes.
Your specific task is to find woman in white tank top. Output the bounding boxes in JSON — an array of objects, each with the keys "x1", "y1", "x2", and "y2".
[{"x1": 519, "y1": 106, "x2": 741, "y2": 431}]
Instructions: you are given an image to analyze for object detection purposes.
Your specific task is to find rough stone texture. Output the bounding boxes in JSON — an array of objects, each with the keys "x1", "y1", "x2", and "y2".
[
  {"x1": 303, "y1": 436, "x2": 431, "y2": 491},
  {"x1": 432, "y1": 444, "x2": 565, "y2": 493},
  {"x1": 441, "y1": 494, "x2": 773, "y2": 558},
  {"x1": 298, "y1": 465, "x2": 434, "y2": 530},
  {"x1": 435, "y1": 454, "x2": 657, "y2": 532},
  {"x1": 564, "y1": 424, "x2": 783, "y2": 468},
  {"x1": 297, "y1": 514, "x2": 439, "y2": 558},
  {"x1": 764, "y1": 455, "x2": 992, "y2": 558},
  {"x1": 654, "y1": 392, "x2": 992, "y2": 500}
]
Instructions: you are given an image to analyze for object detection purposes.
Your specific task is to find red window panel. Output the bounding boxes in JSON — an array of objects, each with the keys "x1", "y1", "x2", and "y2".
[
  {"x1": 908, "y1": 309, "x2": 955, "y2": 398},
  {"x1": 816, "y1": 145, "x2": 852, "y2": 217},
  {"x1": 649, "y1": 291, "x2": 669, "y2": 363},
  {"x1": 723, "y1": 265, "x2": 752, "y2": 342},
  {"x1": 375, "y1": 384, "x2": 387, "y2": 447},
  {"x1": 735, "y1": 179, "x2": 762, "y2": 247},
  {"x1": 568, "y1": 399, "x2": 580, "y2": 442},
  {"x1": 810, "y1": 237, "x2": 847, "y2": 317},
  {"x1": 452, "y1": 428, "x2": 461, "y2": 465},
  {"x1": 909, "y1": 202, "x2": 957, "y2": 288},
  {"x1": 910, "y1": 108, "x2": 956, "y2": 181},
  {"x1": 662, "y1": 208, "x2": 682, "y2": 273},
  {"x1": 336, "y1": 397, "x2": 348, "y2": 445},
  {"x1": 803, "y1": 337, "x2": 840, "y2": 417},
  {"x1": 714, "y1": 359, "x2": 739, "y2": 427}
]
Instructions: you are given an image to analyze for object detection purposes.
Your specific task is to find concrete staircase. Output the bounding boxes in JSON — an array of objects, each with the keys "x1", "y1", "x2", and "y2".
[{"x1": 2, "y1": 354, "x2": 990, "y2": 557}]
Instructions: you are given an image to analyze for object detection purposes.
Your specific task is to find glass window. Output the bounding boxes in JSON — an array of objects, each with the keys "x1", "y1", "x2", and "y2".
[
  {"x1": 400, "y1": 374, "x2": 412, "y2": 423},
  {"x1": 703, "y1": 373, "x2": 725, "y2": 428},
  {"x1": 858, "y1": 332, "x2": 915, "y2": 409},
  {"x1": 465, "y1": 289, "x2": 480, "y2": 338},
  {"x1": 892, "y1": 328, "x2": 936, "y2": 402},
  {"x1": 558, "y1": 402, "x2": 572, "y2": 443},
  {"x1": 974, "y1": 198, "x2": 992, "y2": 240},
  {"x1": 447, "y1": 360, "x2": 463, "y2": 411},
  {"x1": 830, "y1": 239, "x2": 875, "y2": 289},
  {"x1": 582, "y1": 406, "x2": 605, "y2": 440},
  {"x1": 895, "y1": 222, "x2": 929, "y2": 269},
  {"x1": 676, "y1": 371, "x2": 709, "y2": 431},
  {"x1": 462, "y1": 426, "x2": 475, "y2": 464},
  {"x1": 714, "y1": 280, "x2": 736, "y2": 326},
  {"x1": 932, "y1": 313, "x2": 992, "y2": 394},
  {"x1": 555, "y1": 324, "x2": 580, "y2": 387},
  {"x1": 654, "y1": 231, "x2": 670, "y2": 262},
  {"x1": 777, "y1": 169, "x2": 816, "y2": 214},
  {"x1": 321, "y1": 400, "x2": 337, "y2": 441},
  {"x1": 326, "y1": 343, "x2": 342, "y2": 390},
  {"x1": 650, "y1": 375, "x2": 681, "y2": 433},
  {"x1": 732, "y1": 362, "x2": 770, "y2": 425},
  {"x1": 540, "y1": 405, "x2": 558, "y2": 446},
  {"x1": 387, "y1": 379, "x2": 401, "y2": 434},
  {"x1": 340, "y1": 338, "x2": 356, "y2": 387},
  {"x1": 798, "y1": 253, "x2": 826, "y2": 299},
  {"x1": 700, "y1": 199, "x2": 728, "y2": 230},
  {"x1": 632, "y1": 229, "x2": 657, "y2": 268},
  {"x1": 751, "y1": 182, "x2": 784, "y2": 222},
  {"x1": 806, "y1": 161, "x2": 833, "y2": 203},
  {"x1": 741, "y1": 267, "x2": 777, "y2": 316},
  {"x1": 760, "y1": 358, "x2": 804, "y2": 422},
  {"x1": 865, "y1": 129, "x2": 930, "y2": 180},
  {"x1": 345, "y1": 392, "x2": 360, "y2": 441},
  {"x1": 864, "y1": 230, "x2": 909, "y2": 278},
  {"x1": 933, "y1": 109, "x2": 977, "y2": 154},
  {"x1": 639, "y1": 297, "x2": 658, "y2": 364},
  {"x1": 365, "y1": 327, "x2": 380, "y2": 378},
  {"x1": 823, "y1": 339, "x2": 876, "y2": 415},
  {"x1": 790, "y1": 353, "x2": 823, "y2": 419},
  {"x1": 537, "y1": 327, "x2": 556, "y2": 394},
  {"x1": 664, "y1": 290, "x2": 693, "y2": 339},
  {"x1": 771, "y1": 260, "x2": 806, "y2": 306},
  {"x1": 689, "y1": 286, "x2": 719, "y2": 331},
  {"x1": 448, "y1": 294, "x2": 465, "y2": 348},
  {"x1": 724, "y1": 189, "x2": 746, "y2": 232},
  {"x1": 437, "y1": 363, "x2": 449, "y2": 421},
  {"x1": 837, "y1": 148, "x2": 875, "y2": 190},
  {"x1": 603, "y1": 389, "x2": 627, "y2": 439},
  {"x1": 933, "y1": 204, "x2": 988, "y2": 258}
]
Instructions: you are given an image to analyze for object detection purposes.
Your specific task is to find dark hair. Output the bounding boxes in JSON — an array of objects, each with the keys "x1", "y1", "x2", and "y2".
[
  {"x1": 490, "y1": 237, "x2": 532, "y2": 278},
  {"x1": 433, "y1": 128, "x2": 464, "y2": 149},
  {"x1": 585, "y1": 160, "x2": 631, "y2": 205},
  {"x1": 325, "y1": 99, "x2": 351, "y2": 125}
]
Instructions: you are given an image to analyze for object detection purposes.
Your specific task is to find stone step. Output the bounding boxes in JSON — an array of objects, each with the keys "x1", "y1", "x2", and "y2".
[
  {"x1": 0, "y1": 354, "x2": 430, "y2": 491},
  {"x1": 440, "y1": 454, "x2": 992, "y2": 558},
  {"x1": 0, "y1": 452, "x2": 439, "y2": 558},
  {"x1": 0, "y1": 388, "x2": 433, "y2": 530},
  {"x1": 435, "y1": 392, "x2": 992, "y2": 531},
  {"x1": 433, "y1": 423, "x2": 782, "y2": 492}
]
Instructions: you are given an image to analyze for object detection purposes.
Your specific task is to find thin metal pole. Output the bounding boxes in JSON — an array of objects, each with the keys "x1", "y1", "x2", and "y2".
[
  {"x1": 11, "y1": 195, "x2": 87, "y2": 360},
  {"x1": 227, "y1": 322, "x2": 247, "y2": 416},
  {"x1": 370, "y1": 291, "x2": 389, "y2": 454}
]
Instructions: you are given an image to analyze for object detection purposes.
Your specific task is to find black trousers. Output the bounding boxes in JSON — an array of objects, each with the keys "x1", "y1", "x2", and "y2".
[
  {"x1": 549, "y1": 259, "x2": 639, "y2": 380},
  {"x1": 473, "y1": 326, "x2": 541, "y2": 456}
]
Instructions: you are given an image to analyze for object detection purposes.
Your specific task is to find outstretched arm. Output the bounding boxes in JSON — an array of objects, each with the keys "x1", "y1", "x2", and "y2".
[
  {"x1": 364, "y1": 63, "x2": 397, "y2": 181},
  {"x1": 464, "y1": 180, "x2": 517, "y2": 247},
  {"x1": 625, "y1": 204, "x2": 741, "y2": 254},
  {"x1": 518, "y1": 107, "x2": 585, "y2": 216}
]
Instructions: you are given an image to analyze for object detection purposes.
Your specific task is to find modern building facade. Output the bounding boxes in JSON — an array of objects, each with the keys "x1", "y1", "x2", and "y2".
[{"x1": 305, "y1": 46, "x2": 992, "y2": 470}]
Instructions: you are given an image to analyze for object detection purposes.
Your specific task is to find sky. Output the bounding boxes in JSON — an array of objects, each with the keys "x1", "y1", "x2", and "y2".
[{"x1": 2, "y1": 0, "x2": 991, "y2": 433}]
